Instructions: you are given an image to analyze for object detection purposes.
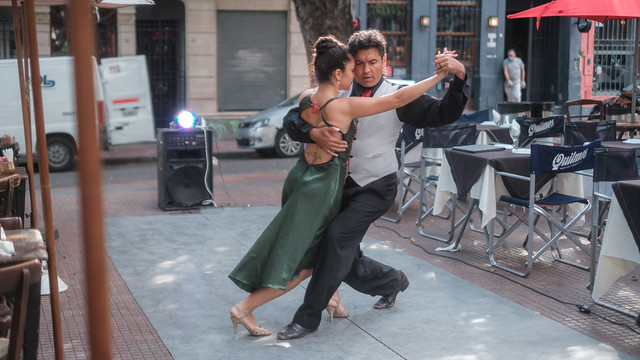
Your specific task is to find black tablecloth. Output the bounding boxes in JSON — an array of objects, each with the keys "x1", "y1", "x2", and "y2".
[
  {"x1": 601, "y1": 140, "x2": 640, "y2": 151},
  {"x1": 612, "y1": 179, "x2": 640, "y2": 253},
  {"x1": 445, "y1": 148, "x2": 553, "y2": 199}
]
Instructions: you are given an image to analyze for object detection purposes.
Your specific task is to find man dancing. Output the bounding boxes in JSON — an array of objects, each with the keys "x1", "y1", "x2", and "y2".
[{"x1": 278, "y1": 30, "x2": 469, "y2": 340}]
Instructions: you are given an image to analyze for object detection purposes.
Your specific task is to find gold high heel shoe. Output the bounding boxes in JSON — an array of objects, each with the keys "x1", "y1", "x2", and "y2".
[
  {"x1": 230, "y1": 306, "x2": 271, "y2": 336},
  {"x1": 325, "y1": 297, "x2": 350, "y2": 322}
]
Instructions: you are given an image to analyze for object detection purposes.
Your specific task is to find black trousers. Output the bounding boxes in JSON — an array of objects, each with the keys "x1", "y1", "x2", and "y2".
[{"x1": 292, "y1": 173, "x2": 404, "y2": 329}]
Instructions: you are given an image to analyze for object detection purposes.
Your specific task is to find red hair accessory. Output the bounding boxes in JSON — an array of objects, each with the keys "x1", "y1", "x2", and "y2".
[{"x1": 311, "y1": 102, "x2": 321, "y2": 114}]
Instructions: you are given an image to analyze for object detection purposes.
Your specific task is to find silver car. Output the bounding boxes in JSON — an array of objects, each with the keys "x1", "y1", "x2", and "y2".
[{"x1": 236, "y1": 94, "x2": 303, "y2": 157}]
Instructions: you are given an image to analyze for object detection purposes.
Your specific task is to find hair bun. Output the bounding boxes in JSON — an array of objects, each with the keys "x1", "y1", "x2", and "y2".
[{"x1": 314, "y1": 36, "x2": 339, "y2": 58}]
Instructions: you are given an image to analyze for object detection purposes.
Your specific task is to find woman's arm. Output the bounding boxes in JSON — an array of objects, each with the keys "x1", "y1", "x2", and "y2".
[{"x1": 345, "y1": 71, "x2": 448, "y2": 119}]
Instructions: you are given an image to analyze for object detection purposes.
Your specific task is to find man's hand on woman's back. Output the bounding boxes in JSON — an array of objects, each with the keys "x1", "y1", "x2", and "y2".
[{"x1": 309, "y1": 127, "x2": 348, "y2": 157}]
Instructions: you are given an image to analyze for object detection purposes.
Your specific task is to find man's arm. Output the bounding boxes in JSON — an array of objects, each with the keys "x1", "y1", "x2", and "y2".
[
  {"x1": 396, "y1": 74, "x2": 469, "y2": 128},
  {"x1": 282, "y1": 106, "x2": 348, "y2": 156},
  {"x1": 282, "y1": 107, "x2": 313, "y2": 143}
]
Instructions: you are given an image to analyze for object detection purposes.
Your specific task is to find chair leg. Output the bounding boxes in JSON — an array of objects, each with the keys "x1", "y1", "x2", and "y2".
[
  {"x1": 487, "y1": 204, "x2": 575, "y2": 277},
  {"x1": 446, "y1": 198, "x2": 479, "y2": 250},
  {"x1": 418, "y1": 192, "x2": 468, "y2": 243}
]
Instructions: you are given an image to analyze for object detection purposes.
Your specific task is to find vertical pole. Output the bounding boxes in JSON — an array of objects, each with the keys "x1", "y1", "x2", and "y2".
[
  {"x1": 23, "y1": 0, "x2": 64, "y2": 358},
  {"x1": 11, "y1": 0, "x2": 39, "y2": 229},
  {"x1": 632, "y1": 18, "x2": 638, "y2": 122},
  {"x1": 68, "y1": 0, "x2": 111, "y2": 359},
  {"x1": 526, "y1": 10, "x2": 534, "y2": 102}
]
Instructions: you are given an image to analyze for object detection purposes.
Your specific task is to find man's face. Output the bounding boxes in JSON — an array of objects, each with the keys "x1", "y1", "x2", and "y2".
[{"x1": 353, "y1": 48, "x2": 386, "y2": 88}]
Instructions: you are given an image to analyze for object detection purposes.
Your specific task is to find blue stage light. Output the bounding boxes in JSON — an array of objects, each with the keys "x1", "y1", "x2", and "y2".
[{"x1": 176, "y1": 110, "x2": 197, "y2": 128}]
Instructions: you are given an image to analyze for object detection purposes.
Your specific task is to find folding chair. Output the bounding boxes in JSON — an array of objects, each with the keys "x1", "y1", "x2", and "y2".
[
  {"x1": 564, "y1": 120, "x2": 617, "y2": 145},
  {"x1": 0, "y1": 259, "x2": 42, "y2": 360},
  {"x1": 487, "y1": 140, "x2": 601, "y2": 277},
  {"x1": 381, "y1": 124, "x2": 424, "y2": 223},
  {"x1": 511, "y1": 115, "x2": 565, "y2": 148},
  {"x1": 416, "y1": 123, "x2": 477, "y2": 242},
  {"x1": 588, "y1": 147, "x2": 640, "y2": 318}
]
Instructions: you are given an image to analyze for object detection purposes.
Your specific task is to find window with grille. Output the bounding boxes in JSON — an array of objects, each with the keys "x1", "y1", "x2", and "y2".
[
  {"x1": 592, "y1": 19, "x2": 637, "y2": 95},
  {"x1": 52, "y1": 6, "x2": 117, "y2": 59},
  {"x1": 366, "y1": 0, "x2": 410, "y2": 78},
  {"x1": 0, "y1": 8, "x2": 16, "y2": 59},
  {"x1": 96, "y1": 9, "x2": 118, "y2": 59},
  {"x1": 51, "y1": 6, "x2": 69, "y2": 56},
  {"x1": 436, "y1": 0, "x2": 477, "y2": 66}
]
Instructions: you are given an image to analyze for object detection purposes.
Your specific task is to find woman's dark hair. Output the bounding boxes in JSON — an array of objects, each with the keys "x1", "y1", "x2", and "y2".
[
  {"x1": 312, "y1": 35, "x2": 351, "y2": 83},
  {"x1": 347, "y1": 29, "x2": 386, "y2": 57}
]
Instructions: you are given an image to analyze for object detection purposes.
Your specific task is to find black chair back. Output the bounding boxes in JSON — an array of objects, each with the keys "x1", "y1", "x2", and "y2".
[
  {"x1": 422, "y1": 123, "x2": 477, "y2": 149},
  {"x1": 530, "y1": 140, "x2": 600, "y2": 174},
  {"x1": 593, "y1": 148, "x2": 640, "y2": 182},
  {"x1": 515, "y1": 116, "x2": 565, "y2": 147},
  {"x1": 564, "y1": 120, "x2": 617, "y2": 145}
]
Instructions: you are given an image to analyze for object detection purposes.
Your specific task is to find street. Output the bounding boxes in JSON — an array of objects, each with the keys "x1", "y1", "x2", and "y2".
[{"x1": 38, "y1": 152, "x2": 297, "y2": 190}]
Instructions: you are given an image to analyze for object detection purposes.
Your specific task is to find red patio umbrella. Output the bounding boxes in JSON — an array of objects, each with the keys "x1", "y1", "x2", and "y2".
[
  {"x1": 507, "y1": 0, "x2": 640, "y2": 29},
  {"x1": 508, "y1": 0, "x2": 640, "y2": 121}
]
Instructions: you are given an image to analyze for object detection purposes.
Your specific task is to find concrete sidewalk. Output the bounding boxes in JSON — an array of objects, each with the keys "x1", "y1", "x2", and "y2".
[
  {"x1": 31, "y1": 139, "x2": 640, "y2": 359},
  {"x1": 105, "y1": 207, "x2": 633, "y2": 360}
]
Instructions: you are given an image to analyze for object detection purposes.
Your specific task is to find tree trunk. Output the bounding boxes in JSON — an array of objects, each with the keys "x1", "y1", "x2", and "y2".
[{"x1": 292, "y1": 0, "x2": 354, "y2": 80}]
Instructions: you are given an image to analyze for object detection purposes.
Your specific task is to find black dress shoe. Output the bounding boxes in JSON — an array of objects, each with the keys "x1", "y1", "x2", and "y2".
[
  {"x1": 373, "y1": 271, "x2": 409, "y2": 309},
  {"x1": 277, "y1": 322, "x2": 316, "y2": 340}
]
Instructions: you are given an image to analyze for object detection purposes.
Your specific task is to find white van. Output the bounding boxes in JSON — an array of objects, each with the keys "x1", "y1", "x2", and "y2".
[
  {"x1": 100, "y1": 56, "x2": 155, "y2": 147},
  {"x1": 0, "y1": 55, "x2": 154, "y2": 172}
]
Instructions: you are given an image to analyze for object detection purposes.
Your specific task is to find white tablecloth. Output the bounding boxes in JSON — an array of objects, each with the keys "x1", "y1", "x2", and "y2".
[
  {"x1": 591, "y1": 196, "x2": 640, "y2": 299},
  {"x1": 434, "y1": 153, "x2": 585, "y2": 228}
]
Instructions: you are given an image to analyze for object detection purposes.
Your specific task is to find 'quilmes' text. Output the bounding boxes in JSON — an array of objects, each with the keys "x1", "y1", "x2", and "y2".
[
  {"x1": 528, "y1": 120, "x2": 555, "y2": 136},
  {"x1": 552, "y1": 149, "x2": 588, "y2": 170}
]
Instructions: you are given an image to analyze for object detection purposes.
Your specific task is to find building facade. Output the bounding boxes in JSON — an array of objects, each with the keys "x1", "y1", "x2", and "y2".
[{"x1": 0, "y1": 0, "x2": 636, "y2": 129}]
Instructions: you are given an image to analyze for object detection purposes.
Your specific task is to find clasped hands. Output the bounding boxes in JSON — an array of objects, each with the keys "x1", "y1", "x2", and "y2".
[{"x1": 434, "y1": 48, "x2": 465, "y2": 80}]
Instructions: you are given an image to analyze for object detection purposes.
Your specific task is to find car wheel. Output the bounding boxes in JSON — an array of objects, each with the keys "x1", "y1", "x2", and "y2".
[
  {"x1": 47, "y1": 136, "x2": 75, "y2": 172},
  {"x1": 274, "y1": 130, "x2": 303, "y2": 157}
]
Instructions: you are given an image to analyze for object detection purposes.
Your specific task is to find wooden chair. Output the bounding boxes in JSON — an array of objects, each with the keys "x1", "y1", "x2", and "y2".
[
  {"x1": 0, "y1": 260, "x2": 42, "y2": 360},
  {"x1": 564, "y1": 99, "x2": 604, "y2": 122},
  {"x1": 0, "y1": 218, "x2": 22, "y2": 230},
  {"x1": 0, "y1": 174, "x2": 21, "y2": 218}
]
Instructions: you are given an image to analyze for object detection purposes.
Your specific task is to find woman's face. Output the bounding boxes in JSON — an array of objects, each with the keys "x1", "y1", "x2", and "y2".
[{"x1": 339, "y1": 58, "x2": 355, "y2": 91}]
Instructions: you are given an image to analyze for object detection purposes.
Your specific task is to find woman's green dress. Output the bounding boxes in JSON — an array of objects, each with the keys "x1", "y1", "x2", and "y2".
[{"x1": 229, "y1": 97, "x2": 356, "y2": 292}]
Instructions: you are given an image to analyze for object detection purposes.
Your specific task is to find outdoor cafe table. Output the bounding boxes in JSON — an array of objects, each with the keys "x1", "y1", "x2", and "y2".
[
  {"x1": 591, "y1": 179, "x2": 640, "y2": 301},
  {"x1": 404, "y1": 123, "x2": 512, "y2": 179},
  {"x1": 0, "y1": 229, "x2": 47, "y2": 360},
  {"x1": 433, "y1": 145, "x2": 584, "y2": 229},
  {"x1": 615, "y1": 123, "x2": 640, "y2": 140}
]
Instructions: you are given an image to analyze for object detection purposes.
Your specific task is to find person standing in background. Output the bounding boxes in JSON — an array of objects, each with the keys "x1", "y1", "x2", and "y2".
[{"x1": 503, "y1": 48, "x2": 526, "y2": 102}]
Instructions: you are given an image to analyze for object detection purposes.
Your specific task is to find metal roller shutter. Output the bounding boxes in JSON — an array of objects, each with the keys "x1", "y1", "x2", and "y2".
[{"x1": 217, "y1": 11, "x2": 287, "y2": 111}]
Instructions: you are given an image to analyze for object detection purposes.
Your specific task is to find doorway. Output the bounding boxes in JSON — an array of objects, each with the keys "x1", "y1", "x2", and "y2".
[
  {"x1": 136, "y1": 0, "x2": 185, "y2": 130},
  {"x1": 505, "y1": 0, "x2": 560, "y2": 103}
]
